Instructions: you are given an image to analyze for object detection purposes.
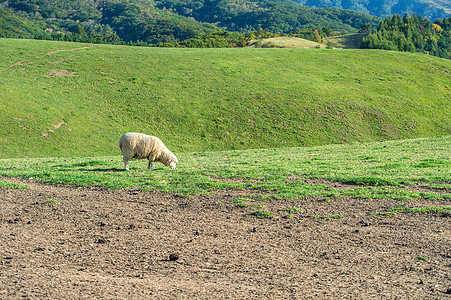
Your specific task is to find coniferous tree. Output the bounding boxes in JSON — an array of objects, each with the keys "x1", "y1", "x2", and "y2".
[{"x1": 361, "y1": 14, "x2": 451, "y2": 59}]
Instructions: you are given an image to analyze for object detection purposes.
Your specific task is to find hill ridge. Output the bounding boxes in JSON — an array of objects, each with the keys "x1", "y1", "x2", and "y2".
[{"x1": 0, "y1": 38, "x2": 450, "y2": 158}]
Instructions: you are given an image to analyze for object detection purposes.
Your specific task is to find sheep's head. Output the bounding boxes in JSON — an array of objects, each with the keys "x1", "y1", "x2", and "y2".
[
  {"x1": 169, "y1": 155, "x2": 178, "y2": 170},
  {"x1": 160, "y1": 150, "x2": 178, "y2": 170}
]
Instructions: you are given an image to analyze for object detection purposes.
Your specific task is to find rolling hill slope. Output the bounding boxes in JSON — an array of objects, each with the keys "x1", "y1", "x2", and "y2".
[{"x1": 0, "y1": 38, "x2": 450, "y2": 158}]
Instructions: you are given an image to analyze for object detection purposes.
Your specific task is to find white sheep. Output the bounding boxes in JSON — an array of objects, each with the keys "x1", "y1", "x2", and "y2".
[{"x1": 119, "y1": 132, "x2": 178, "y2": 170}]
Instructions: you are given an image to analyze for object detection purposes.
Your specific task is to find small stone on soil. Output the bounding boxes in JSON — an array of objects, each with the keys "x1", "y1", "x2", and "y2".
[
  {"x1": 358, "y1": 220, "x2": 370, "y2": 226},
  {"x1": 169, "y1": 253, "x2": 179, "y2": 261},
  {"x1": 95, "y1": 238, "x2": 108, "y2": 244}
]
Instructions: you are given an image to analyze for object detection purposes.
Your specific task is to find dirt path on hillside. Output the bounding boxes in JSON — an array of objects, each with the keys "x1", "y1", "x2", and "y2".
[
  {"x1": 0, "y1": 177, "x2": 450, "y2": 299},
  {"x1": 1, "y1": 46, "x2": 92, "y2": 73}
]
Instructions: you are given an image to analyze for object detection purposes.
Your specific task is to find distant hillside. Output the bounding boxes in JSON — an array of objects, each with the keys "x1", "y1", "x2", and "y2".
[
  {"x1": 0, "y1": 0, "x2": 381, "y2": 45},
  {"x1": 0, "y1": 1, "x2": 220, "y2": 44},
  {"x1": 293, "y1": 0, "x2": 450, "y2": 21},
  {"x1": 0, "y1": 7, "x2": 46, "y2": 37},
  {"x1": 0, "y1": 38, "x2": 449, "y2": 158},
  {"x1": 361, "y1": 14, "x2": 451, "y2": 59},
  {"x1": 153, "y1": 0, "x2": 381, "y2": 32}
]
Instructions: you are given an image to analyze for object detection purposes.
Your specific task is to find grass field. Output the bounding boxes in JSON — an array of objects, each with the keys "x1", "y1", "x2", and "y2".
[
  {"x1": 1, "y1": 38, "x2": 450, "y2": 158},
  {"x1": 1, "y1": 136, "x2": 449, "y2": 202}
]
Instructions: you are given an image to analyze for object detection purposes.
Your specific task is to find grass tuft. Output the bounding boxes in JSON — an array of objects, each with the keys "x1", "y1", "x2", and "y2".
[
  {"x1": 0, "y1": 179, "x2": 29, "y2": 189},
  {"x1": 249, "y1": 210, "x2": 273, "y2": 219},
  {"x1": 44, "y1": 198, "x2": 61, "y2": 205}
]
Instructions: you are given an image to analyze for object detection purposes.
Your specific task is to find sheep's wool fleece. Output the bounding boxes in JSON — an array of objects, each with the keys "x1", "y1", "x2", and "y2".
[{"x1": 119, "y1": 133, "x2": 176, "y2": 165}]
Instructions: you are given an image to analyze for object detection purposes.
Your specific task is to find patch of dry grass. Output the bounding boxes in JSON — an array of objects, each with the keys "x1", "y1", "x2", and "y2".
[{"x1": 251, "y1": 37, "x2": 325, "y2": 48}]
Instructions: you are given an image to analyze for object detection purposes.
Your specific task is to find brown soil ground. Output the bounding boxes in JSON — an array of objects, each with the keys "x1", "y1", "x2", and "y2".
[{"x1": 0, "y1": 177, "x2": 450, "y2": 299}]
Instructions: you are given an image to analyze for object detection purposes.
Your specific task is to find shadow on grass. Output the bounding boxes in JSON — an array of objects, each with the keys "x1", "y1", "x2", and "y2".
[{"x1": 90, "y1": 168, "x2": 124, "y2": 172}]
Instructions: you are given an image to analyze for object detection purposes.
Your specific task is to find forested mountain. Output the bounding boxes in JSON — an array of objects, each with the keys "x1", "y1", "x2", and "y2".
[
  {"x1": 361, "y1": 14, "x2": 451, "y2": 59},
  {"x1": 0, "y1": 6, "x2": 46, "y2": 37},
  {"x1": 2, "y1": 0, "x2": 449, "y2": 59},
  {"x1": 0, "y1": 0, "x2": 380, "y2": 44},
  {"x1": 0, "y1": 0, "x2": 220, "y2": 44},
  {"x1": 293, "y1": 0, "x2": 450, "y2": 22},
  {"x1": 153, "y1": 0, "x2": 380, "y2": 32}
]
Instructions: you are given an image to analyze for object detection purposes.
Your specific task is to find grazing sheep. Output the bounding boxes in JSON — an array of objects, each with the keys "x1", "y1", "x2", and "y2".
[{"x1": 119, "y1": 132, "x2": 178, "y2": 170}]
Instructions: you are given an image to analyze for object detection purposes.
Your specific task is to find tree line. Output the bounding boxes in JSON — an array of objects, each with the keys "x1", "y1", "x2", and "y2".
[
  {"x1": 0, "y1": 0, "x2": 379, "y2": 45},
  {"x1": 361, "y1": 14, "x2": 451, "y2": 59},
  {"x1": 1, "y1": 0, "x2": 449, "y2": 59}
]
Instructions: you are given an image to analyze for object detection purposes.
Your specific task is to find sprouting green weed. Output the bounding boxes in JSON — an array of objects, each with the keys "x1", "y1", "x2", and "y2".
[
  {"x1": 249, "y1": 210, "x2": 273, "y2": 219},
  {"x1": 282, "y1": 213, "x2": 293, "y2": 219},
  {"x1": 329, "y1": 214, "x2": 344, "y2": 219},
  {"x1": 232, "y1": 198, "x2": 250, "y2": 207},
  {"x1": 330, "y1": 214, "x2": 344, "y2": 219},
  {"x1": 417, "y1": 256, "x2": 427, "y2": 261},
  {"x1": 281, "y1": 206, "x2": 300, "y2": 212},
  {"x1": 380, "y1": 211, "x2": 396, "y2": 216},
  {"x1": 344, "y1": 187, "x2": 449, "y2": 202},
  {"x1": 45, "y1": 198, "x2": 61, "y2": 205},
  {"x1": 311, "y1": 214, "x2": 344, "y2": 219},
  {"x1": 319, "y1": 197, "x2": 334, "y2": 202},
  {"x1": 406, "y1": 207, "x2": 451, "y2": 213},
  {"x1": 0, "y1": 179, "x2": 29, "y2": 189}
]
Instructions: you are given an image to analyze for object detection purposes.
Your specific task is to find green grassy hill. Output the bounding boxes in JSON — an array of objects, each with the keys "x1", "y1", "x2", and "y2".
[{"x1": 1, "y1": 38, "x2": 450, "y2": 158}]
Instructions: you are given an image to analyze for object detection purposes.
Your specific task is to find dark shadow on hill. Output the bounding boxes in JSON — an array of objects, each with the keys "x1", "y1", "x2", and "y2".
[{"x1": 328, "y1": 33, "x2": 368, "y2": 49}]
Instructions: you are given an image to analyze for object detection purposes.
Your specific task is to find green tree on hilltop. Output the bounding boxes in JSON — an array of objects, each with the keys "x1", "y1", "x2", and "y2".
[{"x1": 361, "y1": 14, "x2": 451, "y2": 59}]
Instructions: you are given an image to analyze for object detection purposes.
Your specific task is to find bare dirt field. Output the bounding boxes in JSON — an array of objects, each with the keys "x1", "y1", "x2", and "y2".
[{"x1": 0, "y1": 177, "x2": 450, "y2": 299}]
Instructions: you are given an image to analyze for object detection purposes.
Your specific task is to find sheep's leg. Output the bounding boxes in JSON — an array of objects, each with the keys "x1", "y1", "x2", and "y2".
[
  {"x1": 148, "y1": 161, "x2": 153, "y2": 169},
  {"x1": 123, "y1": 158, "x2": 130, "y2": 171}
]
